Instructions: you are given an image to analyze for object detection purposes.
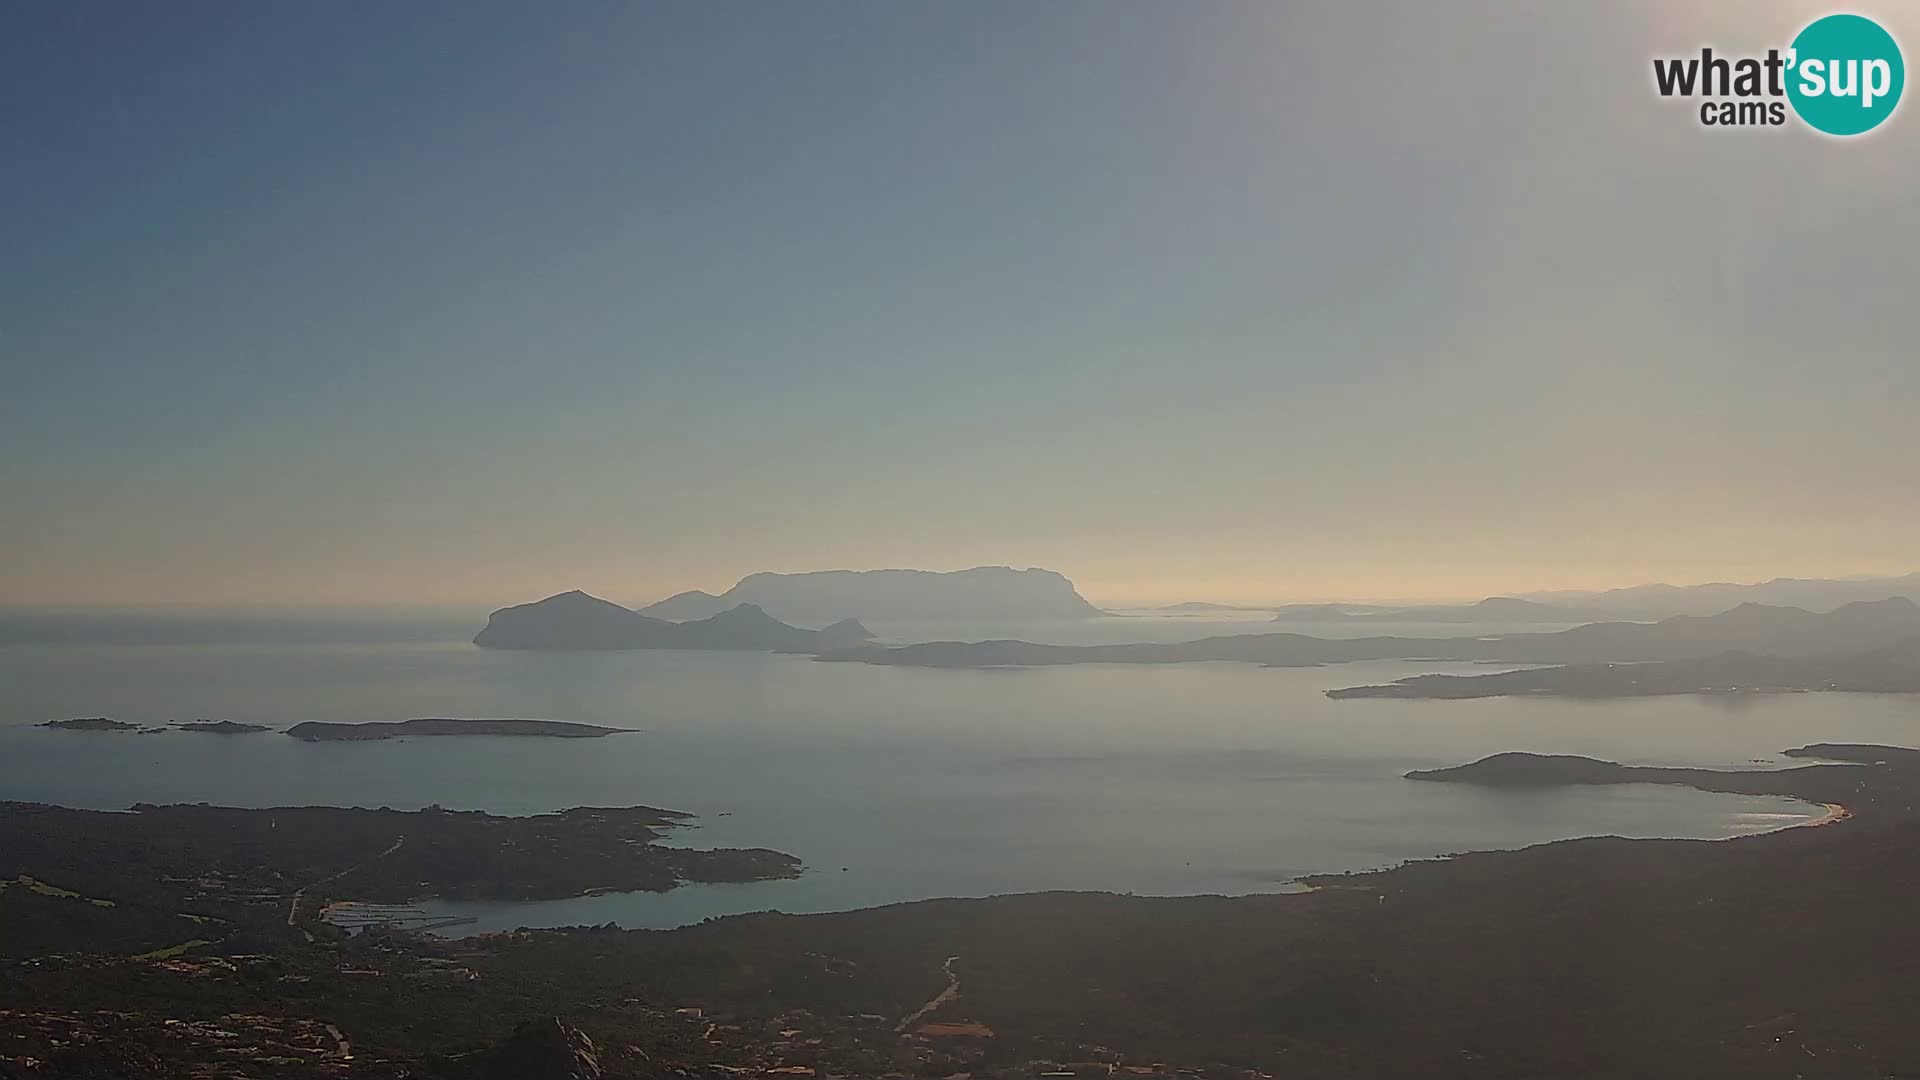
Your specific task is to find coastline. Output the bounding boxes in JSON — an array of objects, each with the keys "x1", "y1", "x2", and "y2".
[
  {"x1": 10, "y1": 743, "x2": 1920, "y2": 1077},
  {"x1": 415, "y1": 782, "x2": 1819, "y2": 936},
  {"x1": 1793, "y1": 801, "x2": 1852, "y2": 829}
]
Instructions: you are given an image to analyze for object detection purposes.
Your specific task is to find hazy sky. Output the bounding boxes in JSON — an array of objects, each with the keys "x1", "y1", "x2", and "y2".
[{"x1": 4, "y1": 1, "x2": 1917, "y2": 609}]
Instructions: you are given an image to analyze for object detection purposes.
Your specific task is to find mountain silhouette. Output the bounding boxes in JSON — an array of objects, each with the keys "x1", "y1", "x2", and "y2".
[
  {"x1": 826, "y1": 597, "x2": 1920, "y2": 670},
  {"x1": 1269, "y1": 596, "x2": 1596, "y2": 624},
  {"x1": 1525, "y1": 572, "x2": 1920, "y2": 618},
  {"x1": 473, "y1": 591, "x2": 871, "y2": 652},
  {"x1": 638, "y1": 566, "x2": 1102, "y2": 625}
]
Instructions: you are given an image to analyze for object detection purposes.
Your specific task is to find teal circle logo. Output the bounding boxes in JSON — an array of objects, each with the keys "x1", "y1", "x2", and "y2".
[{"x1": 1787, "y1": 14, "x2": 1904, "y2": 135}]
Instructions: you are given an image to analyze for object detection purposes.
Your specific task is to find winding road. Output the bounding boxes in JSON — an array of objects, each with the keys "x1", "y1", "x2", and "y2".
[
  {"x1": 896, "y1": 955, "x2": 961, "y2": 1032},
  {"x1": 287, "y1": 836, "x2": 405, "y2": 927}
]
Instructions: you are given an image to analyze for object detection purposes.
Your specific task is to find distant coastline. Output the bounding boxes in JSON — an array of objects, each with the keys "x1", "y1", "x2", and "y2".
[
  {"x1": 1328, "y1": 641, "x2": 1920, "y2": 700},
  {"x1": 819, "y1": 599, "x2": 1920, "y2": 691}
]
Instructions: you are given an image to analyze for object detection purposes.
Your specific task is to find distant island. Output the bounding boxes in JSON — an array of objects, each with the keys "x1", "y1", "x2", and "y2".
[
  {"x1": 1406, "y1": 751, "x2": 1654, "y2": 787},
  {"x1": 638, "y1": 565, "x2": 1104, "y2": 625},
  {"x1": 38, "y1": 717, "x2": 140, "y2": 732},
  {"x1": 819, "y1": 597, "x2": 1920, "y2": 676},
  {"x1": 174, "y1": 720, "x2": 270, "y2": 734},
  {"x1": 284, "y1": 717, "x2": 633, "y2": 742},
  {"x1": 1271, "y1": 596, "x2": 1599, "y2": 624},
  {"x1": 1155, "y1": 601, "x2": 1274, "y2": 613},
  {"x1": 473, "y1": 589, "x2": 872, "y2": 652},
  {"x1": 1402, "y1": 743, "x2": 1912, "y2": 801},
  {"x1": 1328, "y1": 640, "x2": 1920, "y2": 700},
  {"x1": 1221, "y1": 572, "x2": 1920, "y2": 625}
]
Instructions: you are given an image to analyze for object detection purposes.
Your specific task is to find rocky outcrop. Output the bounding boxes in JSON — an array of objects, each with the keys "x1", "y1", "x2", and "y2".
[{"x1": 440, "y1": 1018, "x2": 602, "y2": 1080}]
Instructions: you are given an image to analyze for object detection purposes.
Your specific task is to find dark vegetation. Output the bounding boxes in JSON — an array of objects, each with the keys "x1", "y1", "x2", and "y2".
[
  {"x1": 8, "y1": 746, "x2": 1920, "y2": 1077},
  {"x1": 38, "y1": 717, "x2": 139, "y2": 731},
  {"x1": 0, "y1": 801, "x2": 798, "y2": 959}
]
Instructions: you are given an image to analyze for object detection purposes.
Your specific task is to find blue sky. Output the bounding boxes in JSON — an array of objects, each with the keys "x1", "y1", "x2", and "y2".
[{"x1": 4, "y1": 2, "x2": 1917, "y2": 608}]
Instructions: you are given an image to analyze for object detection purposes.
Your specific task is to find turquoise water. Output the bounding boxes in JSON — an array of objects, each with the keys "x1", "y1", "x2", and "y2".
[{"x1": 3, "y1": 617, "x2": 1914, "y2": 932}]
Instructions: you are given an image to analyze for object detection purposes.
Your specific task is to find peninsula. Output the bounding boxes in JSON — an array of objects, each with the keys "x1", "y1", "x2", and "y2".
[
  {"x1": 0, "y1": 799, "x2": 800, "y2": 944},
  {"x1": 10, "y1": 744, "x2": 1920, "y2": 1078}
]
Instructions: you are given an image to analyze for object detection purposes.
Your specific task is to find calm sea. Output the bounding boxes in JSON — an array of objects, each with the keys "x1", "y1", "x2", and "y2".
[{"x1": 4, "y1": 612, "x2": 1915, "y2": 933}]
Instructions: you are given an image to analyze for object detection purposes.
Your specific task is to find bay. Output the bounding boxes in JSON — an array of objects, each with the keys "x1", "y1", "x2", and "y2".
[{"x1": 4, "y1": 614, "x2": 1913, "y2": 934}]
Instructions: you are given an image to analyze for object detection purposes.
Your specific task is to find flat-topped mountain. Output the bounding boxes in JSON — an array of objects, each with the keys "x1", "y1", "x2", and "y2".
[
  {"x1": 473, "y1": 590, "x2": 872, "y2": 652},
  {"x1": 639, "y1": 566, "x2": 1103, "y2": 625}
]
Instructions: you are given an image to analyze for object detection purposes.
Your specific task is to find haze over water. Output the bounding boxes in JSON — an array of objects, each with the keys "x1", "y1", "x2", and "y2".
[{"x1": 8, "y1": 613, "x2": 1910, "y2": 933}]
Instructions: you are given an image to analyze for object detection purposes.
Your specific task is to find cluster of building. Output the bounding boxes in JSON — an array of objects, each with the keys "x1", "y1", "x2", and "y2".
[
  {"x1": 0, "y1": 1008, "x2": 355, "y2": 1079},
  {"x1": 3, "y1": 936, "x2": 1279, "y2": 1080}
]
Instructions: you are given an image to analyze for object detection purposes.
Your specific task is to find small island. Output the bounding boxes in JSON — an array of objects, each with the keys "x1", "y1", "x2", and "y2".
[
  {"x1": 1404, "y1": 751, "x2": 1647, "y2": 787},
  {"x1": 1400, "y1": 745, "x2": 1891, "y2": 815},
  {"x1": 38, "y1": 717, "x2": 139, "y2": 732},
  {"x1": 174, "y1": 720, "x2": 271, "y2": 734},
  {"x1": 285, "y1": 717, "x2": 633, "y2": 742}
]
